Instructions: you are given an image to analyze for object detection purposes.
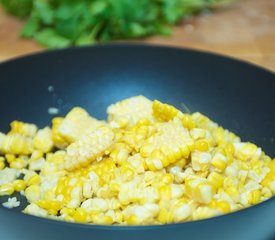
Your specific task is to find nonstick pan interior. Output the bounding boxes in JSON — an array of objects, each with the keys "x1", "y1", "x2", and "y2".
[{"x1": 0, "y1": 44, "x2": 274, "y2": 240}]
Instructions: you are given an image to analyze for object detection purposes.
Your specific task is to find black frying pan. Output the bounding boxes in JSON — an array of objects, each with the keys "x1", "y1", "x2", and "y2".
[{"x1": 0, "y1": 44, "x2": 274, "y2": 240}]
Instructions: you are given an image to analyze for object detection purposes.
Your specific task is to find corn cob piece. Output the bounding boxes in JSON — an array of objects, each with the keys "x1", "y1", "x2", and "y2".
[
  {"x1": 107, "y1": 96, "x2": 154, "y2": 128},
  {"x1": 57, "y1": 107, "x2": 104, "y2": 144},
  {"x1": 51, "y1": 117, "x2": 68, "y2": 148},
  {"x1": 120, "y1": 118, "x2": 156, "y2": 152},
  {"x1": 9, "y1": 121, "x2": 37, "y2": 137},
  {"x1": 152, "y1": 100, "x2": 180, "y2": 121},
  {"x1": 33, "y1": 127, "x2": 54, "y2": 153},
  {"x1": 140, "y1": 121, "x2": 194, "y2": 170},
  {"x1": 0, "y1": 133, "x2": 33, "y2": 155},
  {"x1": 65, "y1": 126, "x2": 114, "y2": 171}
]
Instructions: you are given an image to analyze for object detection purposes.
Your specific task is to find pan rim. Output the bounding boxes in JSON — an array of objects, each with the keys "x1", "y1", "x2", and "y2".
[{"x1": 0, "y1": 43, "x2": 274, "y2": 76}]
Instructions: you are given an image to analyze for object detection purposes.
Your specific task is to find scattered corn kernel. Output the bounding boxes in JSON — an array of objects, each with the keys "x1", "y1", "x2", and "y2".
[
  {"x1": 13, "y1": 180, "x2": 27, "y2": 191},
  {"x1": 0, "y1": 183, "x2": 15, "y2": 196},
  {"x1": 0, "y1": 96, "x2": 274, "y2": 225}
]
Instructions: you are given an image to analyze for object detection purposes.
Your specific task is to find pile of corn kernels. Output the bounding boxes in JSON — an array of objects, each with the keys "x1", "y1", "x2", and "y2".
[{"x1": 0, "y1": 96, "x2": 274, "y2": 225}]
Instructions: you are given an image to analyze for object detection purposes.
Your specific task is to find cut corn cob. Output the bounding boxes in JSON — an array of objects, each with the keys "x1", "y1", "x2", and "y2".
[
  {"x1": 0, "y1": 133, "x2": 33, "y2": 155},
  {"x1": 33, "y1": 127, "x2": 53, "y2": 153},
  {"x1": 107, "y1": 96, "x2": 154, "y2": 128},
  {"x1": 140, "y1": 121, "x2": 193, "y2": 170},
  {"x1": 120, "y1": 118, "x2": 156, "y2": 152},
  {"x1": 65, "y1": 126, "x2": 114, "y2": 171},
  {"x1": 152, "y1": 100, "x2": 180, "y2": 121},
  {"x1": 9, "y1": 121, "x2": 37, "y2": 137},
  {"x1": 51, "y1": 117, "x2": 68, "y2": 148},
  {"x1": 58, "y1": 107, "x2": 104, "y2": 143}
]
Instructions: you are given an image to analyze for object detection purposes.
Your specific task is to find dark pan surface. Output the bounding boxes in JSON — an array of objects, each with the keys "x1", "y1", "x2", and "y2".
[{"x1": 0, "y1": 44, "x2": 274, "y2": 240}]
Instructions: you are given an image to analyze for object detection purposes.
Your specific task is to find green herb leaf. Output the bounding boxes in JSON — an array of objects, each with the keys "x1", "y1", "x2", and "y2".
[{"x1": 1, "y1": 0, "x2": 232, "y2": 48}]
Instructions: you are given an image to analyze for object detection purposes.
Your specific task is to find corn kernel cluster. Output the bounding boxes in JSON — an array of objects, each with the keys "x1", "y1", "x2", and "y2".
[{"x1": 0, "y1": 96, "x2": 274, "y2": 225}]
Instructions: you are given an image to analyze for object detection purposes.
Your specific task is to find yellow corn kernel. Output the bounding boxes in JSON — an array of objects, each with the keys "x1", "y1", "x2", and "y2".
[
  {"x1": 0, "y1": 160, "x2": 5, "y2": 170},
  {"x1": 30, "y1": 150, "x2": 44, "y2": 160},
  {"x1": 1, "y1": 134, "x2": 32, "y2": 155},
  {"x1": 55, "y1": 178, "x2": 66, "y2": 196},
  {"x1": 37, "y1": 199, "x2": 50, "y2": 209},
  {"x1": 33, "y1": 127, "x2": 53, "y2": 153},
  {"x1": 121, "y1": 121, "x2": 154, "y2": 152},
  {"x1": 234, "y1": 142, "x2": 259, "y2": 161},
  {"x1": 157, "y1": 208, "x2": 172, "y2": 224},
  {"x1": 65, "y1": 126, "x2": 114, "y2": 171},
  {"x1": 5, "y1": 154, "x2": 16, "y2": 164},
  {"x1": 182, "y1": 114, "x2": 196, "y2": 129},
  {"x1": 50, "y1": 150, "x2": 66, "y2": 165},
  {"x1": 125, "y1": 215, "x2": 138, "y2": 225},
  {"x1": 44, "y1": 190, "x2": 56, "y2": 201},
  {"x1": 261, "y1": 187, "x2": 273, "y2": 198},
  {"x1": 37, "y1": 200, "x2": 61, "y2": 215},
  {"x1": 192, "y1": 206, "x2": 218, "y2": 221},
  {"x1": 195, "y1": 140, "x2": 209, "y2": 152},
  {"x1": 51, "y1": 117, "x2": 68, "y2": 148},
  {"x1": 64, "y1": 215, "x2": 75, "y2": 222},
  {"x1": 172, "y1": 202, "x2": 192, "y2": 222},
  {"x1": 152, "y1": 100, "x2": 179, "y2": 121},
  {"x1": 145, "y1": 150, "x2": 165, "y2": 171},
  {"x1": 211, "y1": 153, "x2": 227, "y2": 172},
  {"x1": 60, "y1": 207, "x2": 75, "y2": 216},
  {"x1": 92, "y1": 214, "x2": 113, "y2": 225},
  {"x1": 110, "y1": 147, "x2": 129, "y2": 165},
  {"x1": 207, "y1": 172, "x2": 224, "y2": 189},
  {"x1": 25, "y1": 185, "x2": 40, "y2": 202},
  {"x1": 247, "y1": 190, "x2": 261, "y2": 205},
  {"x1": 161, "y1": 173, "x2": 174, "y2": 184},
  {"x1": 191, "y1": 151, "x2": 211, "y2": 172},
  {"x1": 25, "y1": 174, "x2": 41, "y2": 186},
  {"x1": 224, "y1": 142, "x2": 235, "y2": 156},
  {"x1": 114, "y1": 210, "x2": 123, "y2": 223},
  {"x1": 120, "y1": 164, "x2": 135, "y2": 181},
  {"x1": 73, "y1": 208, "x2": 90, "y2": 223},
  {"x1": 50, "y1": 200, "x2": 62, "y2": 212},
  {"x1": 10, "y1": 157, "x2": 28, "y2": 169},
  {"x1": 269, "y1": 180, "x2": 275, "y2": 194},
  {"x1": 261, "y1": 175, "x2": 272, "y2": 192},
  {"x1": 111, "y1": 117, "x2": 130, "y2": 128},
  {"x1": 268, "y1": 159, "x2": 275, "y2": 170},
  {"x1": 226, "y1": 186, "x2": 239, "y2": 202},
  {"x1": 158, "y1": 185, "x2": 172, "y2": 200},
  {"x1": 9, "y1": 121, "x2": 37, "y2": 137},
  {"x1": 185, "y1": 178, "x2": 214, "y2": 204},
  {"x1": 209, "y1": 200, "x2": 231, "y2": 213},
  {"x1": 0, "y1": 183, "x2": 14, "y2": 196},
  {"x1": 109, "y1": 182, "x2": 120, "y2": 194},
  {"x1": 13, "y1": 180, "x2": 26, "y2": 191}
]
